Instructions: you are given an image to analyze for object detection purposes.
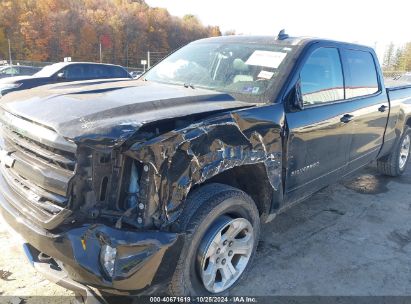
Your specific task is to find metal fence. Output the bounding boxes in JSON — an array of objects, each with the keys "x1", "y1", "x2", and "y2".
[
  {"x1": 0, "y1": 50, "x2": 171, "y2": 73},
  {"x1": 1, "y1": 59, "x2": 408, "y2": 79}
]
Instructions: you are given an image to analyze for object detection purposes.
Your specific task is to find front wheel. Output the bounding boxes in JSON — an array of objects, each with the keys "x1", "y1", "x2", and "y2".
[
  {"x1": 377, "y1": 126, "x2": 411, "y2": 176},
  {"x1": 169, "y1": 183, "x2": 260, "y2": 296}
]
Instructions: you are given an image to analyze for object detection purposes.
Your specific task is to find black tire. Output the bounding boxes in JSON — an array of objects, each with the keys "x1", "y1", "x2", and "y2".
[
  {"x1": 169, "y1": 183, "x2": 260, "y2": 296},
  {"x1": 377, "y1": 126, "x2": 411, "y2": 176}
]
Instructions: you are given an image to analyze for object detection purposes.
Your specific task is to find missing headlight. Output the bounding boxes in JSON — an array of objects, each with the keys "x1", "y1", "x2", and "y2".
[{"x1": 125, "y1": 160, "x2": 140, "y2": 209}]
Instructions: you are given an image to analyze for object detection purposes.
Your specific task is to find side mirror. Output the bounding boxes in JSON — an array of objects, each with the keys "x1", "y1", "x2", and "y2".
[
  {"x1": 292, "y1": 78, "x2": 304, "y2": 111},
  {"x1": 56, "y1": 72, "x2": 65, "y2": 80}
]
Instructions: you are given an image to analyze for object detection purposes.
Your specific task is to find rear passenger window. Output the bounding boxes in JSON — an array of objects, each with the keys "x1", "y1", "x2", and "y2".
[
  {"x1": 85, "y1": 65, "x2": 110, "y2": 79},
  {"x1": 300, "y1": 48, "x2": 344, "y2": 105},
  {"x1": 345, "y1": 50, "x2": 379, "y2": 98},
  {"x1": 108, "y1": 66, "x2": 129, "y2": 78}
]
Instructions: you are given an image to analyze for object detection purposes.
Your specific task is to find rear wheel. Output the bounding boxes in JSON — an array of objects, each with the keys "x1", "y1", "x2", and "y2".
[
  {"x1": 169, "y1": 183, "x2": 260, "y2": 296},
  {"x1": 377, "y1": 127, "x2": 411, "y2": 176}
]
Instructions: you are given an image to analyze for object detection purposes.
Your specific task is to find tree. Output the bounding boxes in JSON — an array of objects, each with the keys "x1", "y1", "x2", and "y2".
[
  {"x1": 0, "y1": 27, "x2": 8, "y2": 59},
  {"x1": 394, "y1": 47, "x2": 405, "y2": 71},
  {"x1": 208, "y1": 26, "x2": 222, "y2": 37},
  {"x1": 382, "y1": 42, "x2": 395, "y2": 71},
  {"x1": 402, "y1": 42, "x2": 411, "y2": 71},
  {"x1": 223, "y1": 30, "x2": 236, "y2": 36},
  {"x1": 393, "y1": 43, "x2": 411, "y2": 72},
  {"x1": 0, "y1": 0, "x2": 221, "y2": 65}
]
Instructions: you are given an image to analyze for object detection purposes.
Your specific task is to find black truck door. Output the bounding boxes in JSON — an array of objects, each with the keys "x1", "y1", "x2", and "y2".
[
  {"x1": 284, "y1": 46, "x2": 354, "y2": 204},
  {"x1": 341, "y1": 49, "x2": 389, "y2": 173}
]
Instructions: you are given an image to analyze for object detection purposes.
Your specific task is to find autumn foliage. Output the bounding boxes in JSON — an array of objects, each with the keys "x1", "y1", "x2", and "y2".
[{"x1": 0, "y1": 0, "x2": 222, "y2": 66}]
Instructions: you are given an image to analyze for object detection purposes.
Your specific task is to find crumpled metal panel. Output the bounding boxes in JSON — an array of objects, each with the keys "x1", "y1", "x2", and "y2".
[
  {"x1": 0, "y1": 81, "x2": 255, "y2": 149},
  {"x1": 127, "y1": 104, "x2": 284, "y2": 224},
  {"x1": 0, "y1": 77, "x2": 285, "y2": 227}
]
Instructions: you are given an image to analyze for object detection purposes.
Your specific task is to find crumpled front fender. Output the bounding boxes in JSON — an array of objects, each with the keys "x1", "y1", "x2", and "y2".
[{"x1": 126, "y1": 103, "x2": 285, "y2": 225}]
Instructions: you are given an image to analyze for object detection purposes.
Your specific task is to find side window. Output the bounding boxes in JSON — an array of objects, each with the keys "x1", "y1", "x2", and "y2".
[
  {"x1": 108, "y1": 66, "x2": 129, "y2": 78},
  {"x1": 345, "y1": 50, "x2": 379, "y2": 98},
  {"x1": 62, "y1": 65, "x2": 85, "y2": 80},
  {"x1": 3, "y1": 67, "x2": 18, "y2": 76},
  {"x1": 21, "y1": 67, "x2": 37, "y2": 74},
  {"x1": 92, "y1": 64, "x2": 109, "y2": 79},
  {"x1": 84, "y1": 65, "x2": 108, "y2": 79},
  {"x1": 300, "y1": 48, "x2": 344, "y2": 106},
  {"x1": 0, "y1": 68, "x2": 8, "y2": 75}
]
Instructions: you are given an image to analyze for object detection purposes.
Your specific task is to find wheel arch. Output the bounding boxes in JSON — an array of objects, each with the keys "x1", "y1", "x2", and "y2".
[
  {"x1": 406, "y1": 115, "x2": 411, "y2": 128},
  {"x1": 191, "y1": 163, "x2": 280, "y2": 218}
]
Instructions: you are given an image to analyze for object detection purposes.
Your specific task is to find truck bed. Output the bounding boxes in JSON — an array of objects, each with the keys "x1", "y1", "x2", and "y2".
[{"x1": 385, "y1": 79, "x2": 411, "y2": 90}]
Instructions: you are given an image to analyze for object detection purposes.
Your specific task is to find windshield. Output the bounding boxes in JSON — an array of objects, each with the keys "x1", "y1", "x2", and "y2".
[
  {"x1": 144, "y1": 41, "x2": 295, "y2": 101},
  {"x1": 0, "y1": 66, "x2": 18, "y2": 76},
  {"x1": 33, "y1": 64, "x2": 64, "y2": 77}
]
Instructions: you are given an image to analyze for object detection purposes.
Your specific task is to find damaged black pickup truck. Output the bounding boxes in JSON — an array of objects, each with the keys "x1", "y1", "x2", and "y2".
[{"x1": 0, "y1": 34, "x2": 411, "y2": 299}]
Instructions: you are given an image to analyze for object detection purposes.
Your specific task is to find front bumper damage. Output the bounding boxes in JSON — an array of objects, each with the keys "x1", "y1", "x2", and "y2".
[
  {"x1": 0, "y1": 176, "x2": 184, "y2": 297},
  {"x1": 22, "y1": 243, "x2": 102, "y2": 303}
]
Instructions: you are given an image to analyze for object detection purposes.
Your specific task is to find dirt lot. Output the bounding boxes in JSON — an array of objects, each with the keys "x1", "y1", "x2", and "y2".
[{"x1": 1, "y1": 164, "x2": 411, "y2": 302}]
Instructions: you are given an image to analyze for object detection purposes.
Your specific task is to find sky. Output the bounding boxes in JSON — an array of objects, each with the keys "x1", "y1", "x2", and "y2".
[{"x1": 146, "y1": 0, "x2": 411, "y2": 61}]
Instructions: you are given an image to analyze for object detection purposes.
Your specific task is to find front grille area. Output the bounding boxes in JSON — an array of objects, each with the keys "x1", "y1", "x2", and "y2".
[{"x1": 0, "y1": 112, "x2": 77, "y2": 229}]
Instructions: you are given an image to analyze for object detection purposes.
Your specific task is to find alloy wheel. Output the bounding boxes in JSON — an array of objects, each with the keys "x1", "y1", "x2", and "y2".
[
  {"x1": 399, "y1": 134, "x2": 410, "y2": 170},
  {"x1": 197, "y1": 216, "x2": 254, "y2": 293}
]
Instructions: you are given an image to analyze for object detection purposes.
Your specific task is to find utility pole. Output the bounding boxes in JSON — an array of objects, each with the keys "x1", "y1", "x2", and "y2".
[
  {"x1": 126, "y1": 43, "x2": 129, "y2": 69},
  {"x1": 147, "y1": 51, "x2": 151, "y2": 69},
  {"x1": 99, "y1": 43, "x2": 102, "y2": 63},
  {"x1": 8, "y1": 39, "x2": 12, "y2": 65},
  {"x1": 141, "y1": 60, "x2": 147, "y2": 73}
]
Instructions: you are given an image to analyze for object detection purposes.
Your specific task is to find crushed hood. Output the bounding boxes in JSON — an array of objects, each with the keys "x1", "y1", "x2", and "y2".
[{"x1": 0, "y1": 80, "x2": 257, "y2": 147}]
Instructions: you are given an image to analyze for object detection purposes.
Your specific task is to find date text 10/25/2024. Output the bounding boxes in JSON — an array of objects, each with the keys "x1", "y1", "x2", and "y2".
[{"x1": 149, "y1": 296, "x2": 258, "y2": 303}]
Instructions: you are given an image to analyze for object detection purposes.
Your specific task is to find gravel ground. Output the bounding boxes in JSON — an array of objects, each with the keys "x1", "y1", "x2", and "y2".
[
  {"x1": 0, "y1": 164, "x2": 410, "y2": 302},
  {"x1": 0, "y1": 220, "x2": 74, "y2": 303}
]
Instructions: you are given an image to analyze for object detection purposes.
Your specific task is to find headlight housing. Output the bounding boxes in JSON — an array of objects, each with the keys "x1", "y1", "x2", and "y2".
[{"x1": 100, "y1": 244, "x2": 117, "y2": 277}]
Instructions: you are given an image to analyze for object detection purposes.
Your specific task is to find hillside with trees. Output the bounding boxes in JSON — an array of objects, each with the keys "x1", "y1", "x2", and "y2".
[{"x1": 0, "y1": 0, "x2": 221, "y2": 67}]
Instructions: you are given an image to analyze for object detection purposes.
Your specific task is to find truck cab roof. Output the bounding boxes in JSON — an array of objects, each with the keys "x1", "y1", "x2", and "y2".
[{"x1": 194, "y1": 35, "x2": 375, "y2": 53}]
